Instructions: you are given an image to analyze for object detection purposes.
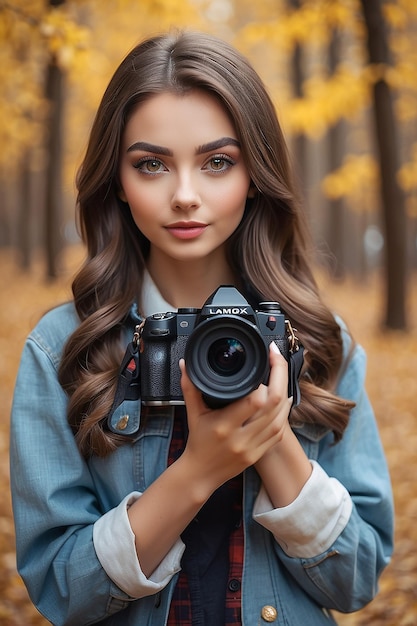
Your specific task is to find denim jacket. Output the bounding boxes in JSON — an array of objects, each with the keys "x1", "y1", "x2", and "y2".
[{"x1": 10, "y1": 302, "x2": 394, "y2": 626}]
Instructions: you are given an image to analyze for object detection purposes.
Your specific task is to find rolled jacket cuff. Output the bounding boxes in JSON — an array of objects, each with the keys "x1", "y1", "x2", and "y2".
[
  {"x1": 93, "y1": 491, "x2": 185, "y2": 598},
  {"x1": 253, "y1": 460, "x2": 353, "y2": 558}
]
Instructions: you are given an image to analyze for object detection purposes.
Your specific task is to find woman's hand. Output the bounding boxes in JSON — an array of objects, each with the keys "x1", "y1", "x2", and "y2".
[{"x1": 179, "y1": 341, "x2": 294, "y2": 495}]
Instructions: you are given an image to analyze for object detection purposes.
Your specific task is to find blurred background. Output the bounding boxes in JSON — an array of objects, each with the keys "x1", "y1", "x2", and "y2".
[{"x1": 1, "y1": 0, "x2": 416, "y2": 624}]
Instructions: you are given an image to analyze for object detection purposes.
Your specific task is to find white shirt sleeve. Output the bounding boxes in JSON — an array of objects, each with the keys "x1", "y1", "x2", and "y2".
[
  {"x1": 93, "y1": 492, "x2": 185, "y2": 598},
  {"x1": 253, "y1": 460, "x2": 353, "y2": 558}
]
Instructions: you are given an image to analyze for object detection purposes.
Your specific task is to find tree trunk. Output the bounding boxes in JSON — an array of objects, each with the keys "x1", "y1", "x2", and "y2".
[
  {"x1": 291, "y1": 42, "x2": 308, "y2": 205},
  {"x1": 326, "y1": 30, "x2": 346, "y2": 280},
  {"x1": 44, "y1": 0, "x2": 66, "y2": 279},
  {"x1": 288, "y1": 0, "x2": 308, "y2": 213},
  {"x1": 361, "y1": 0, "x2": 407, "y2": 329},
  {"x1": 44, "y1": 55, "x2": 65, "y2": 279},
  {"x1": 17, "y1": 158, "x2": 32, "y2": 270}
]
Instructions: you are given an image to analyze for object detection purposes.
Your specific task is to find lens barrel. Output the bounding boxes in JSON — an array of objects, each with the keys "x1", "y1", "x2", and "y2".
[{"x1": 184, "y1": 316, "x2": 269, "y2": 408}]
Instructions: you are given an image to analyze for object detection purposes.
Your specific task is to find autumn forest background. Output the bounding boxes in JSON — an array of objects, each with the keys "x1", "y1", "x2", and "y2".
[{"x1": 1, "y1": 0, "x2": 417, "y2": 624}]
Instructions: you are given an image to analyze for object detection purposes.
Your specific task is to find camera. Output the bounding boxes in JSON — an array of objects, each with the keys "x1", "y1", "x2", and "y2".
[{"x1": 138, "y1": 285, "x2": 299, "y2": 409}]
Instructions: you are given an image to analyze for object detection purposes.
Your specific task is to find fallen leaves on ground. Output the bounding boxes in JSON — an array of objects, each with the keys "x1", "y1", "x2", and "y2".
[{"x1": 0, "y1": 247, "x2": 416, "y2": 625}]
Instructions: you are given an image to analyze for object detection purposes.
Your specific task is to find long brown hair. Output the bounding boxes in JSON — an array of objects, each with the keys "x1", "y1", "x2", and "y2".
[{"x1": 59, "y1": 30, "x2": 354, "y2": 458}]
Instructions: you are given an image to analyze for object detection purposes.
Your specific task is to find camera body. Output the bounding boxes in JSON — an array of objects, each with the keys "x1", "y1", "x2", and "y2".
[{"x1": 139, "y1": 285, "x2": 292, "y2": 409}]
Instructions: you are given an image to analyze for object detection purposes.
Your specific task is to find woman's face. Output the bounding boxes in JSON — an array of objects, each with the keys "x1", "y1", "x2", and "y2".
[{"x1": 118, "y1": 90, "x2": 252, "y2": 273}]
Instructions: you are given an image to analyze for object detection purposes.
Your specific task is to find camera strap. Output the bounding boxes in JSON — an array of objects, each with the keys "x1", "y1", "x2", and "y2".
[
  {"x1": 285, "y1": 318, "x2": 304, "y2": 408},
  {"x1": 288, "y1": 345, "x2": 304, "y2": 407},
  {"x1": 107, "y1": 334, "x2": 141, "y2": 435}
]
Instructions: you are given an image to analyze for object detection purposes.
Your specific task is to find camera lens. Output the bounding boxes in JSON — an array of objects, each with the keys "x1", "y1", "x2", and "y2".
[
  {"x1": 207, "y1": 338, "x2": 246, "y2": 376},
  {"x1": 184, "y1": 316, "x2": 269, "y2": 408}
]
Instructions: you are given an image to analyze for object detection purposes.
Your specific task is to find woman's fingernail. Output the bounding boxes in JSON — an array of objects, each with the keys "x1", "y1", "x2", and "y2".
[{"x1": 270, "y1": 341, "x2": 281, "y2": 354}]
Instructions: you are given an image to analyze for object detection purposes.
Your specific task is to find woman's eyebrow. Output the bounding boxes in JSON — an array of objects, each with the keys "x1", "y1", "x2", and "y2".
[
  {"x1": 127, "y1": 141, "x2": 173, "y2": 156},
  {"x1": 196, "y1": 137, "x2": 240, "y2": 154},
  {"x1": 126, "y1": 137, "x2": 240, "y2": 156}
]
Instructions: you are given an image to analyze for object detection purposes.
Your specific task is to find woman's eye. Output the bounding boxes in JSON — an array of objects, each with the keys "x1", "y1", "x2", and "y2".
[
  {"x1": 206, "y1": 155, "x2": 235, "y2": 172},
  {"x1": 134, "y1": 158, "x2": 165, "y2": 174}
]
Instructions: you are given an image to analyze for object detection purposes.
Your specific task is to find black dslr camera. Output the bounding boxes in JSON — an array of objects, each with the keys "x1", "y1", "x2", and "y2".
[
  {"x1": 107, "y1": 286, "x2": 303, "y2": 434},
  {"x1": 139, "y1": 285, "x2": 302, "y2": 409}
]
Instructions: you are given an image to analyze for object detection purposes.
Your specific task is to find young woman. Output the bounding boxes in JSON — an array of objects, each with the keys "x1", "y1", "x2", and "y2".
[{"x1": 10, "y1": 30, "x2": 393, "y2": 625}]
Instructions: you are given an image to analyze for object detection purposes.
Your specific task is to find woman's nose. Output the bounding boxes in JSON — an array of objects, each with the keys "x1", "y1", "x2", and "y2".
[{"x1": 171, "y1": 172, "x2": 202, "y2": 211}]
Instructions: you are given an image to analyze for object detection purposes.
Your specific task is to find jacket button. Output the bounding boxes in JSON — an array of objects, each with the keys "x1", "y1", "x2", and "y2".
[
  {"x1": 228, "y1": 578, "x2": 241, "y2": 592},
  {"x1": 261, "y1": 605, "x2": 278, "y2": 622}
]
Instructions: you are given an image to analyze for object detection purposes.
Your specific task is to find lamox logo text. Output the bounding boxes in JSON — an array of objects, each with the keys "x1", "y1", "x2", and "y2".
[{"x1": 208, "y1": 307, "x2": 249, "y2": 315}]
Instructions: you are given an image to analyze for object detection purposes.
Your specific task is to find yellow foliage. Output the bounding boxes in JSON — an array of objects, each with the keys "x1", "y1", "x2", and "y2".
[
  {"x1": 384, "y1": 0, "x2": 417, "y2": 29},
  {"x1": 0, "y1": 4, "x2": 48, "y2": 174},
  {"x1": 0, "y1": 0, "x2": 207, "y2": 181},
  {"x1": 395, "y1": 93, "x2": 417, "y2": 124},
  {"x1": 321, "y1": 154, "x2": 378, "y2": 205},
  {"x1": 238, "y1": 0, "x2": 417, "y2": 151},
  {"x1": 40, "y1": 7, "x2": 90, "y2": 69},
  {"x1": 90, "y1": 0, "x2": 206, "y2": 35},
  {"x1": 384, "y1": 2, "x2": 409, "y2": 29},
  {"x1": 283, "y1": 66, "x2": 371, "y2": 138},
  {"x1": 385, "y1": 57, "x2": 417, "y2": 124},
  {"x1": 238, "y1": 0, "x2": 370, "y2": 141},
  {"x1": 398, "y1": 144, "x2": 417, "y2": 193},
  {"x1": 240, "y1": 0, "x2": 362, "y2": 52}
]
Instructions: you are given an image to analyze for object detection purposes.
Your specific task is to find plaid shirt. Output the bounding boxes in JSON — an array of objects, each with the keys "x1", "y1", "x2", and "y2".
[{"x1": 167, "y1": 408, "x2": 243, "y2": 626}]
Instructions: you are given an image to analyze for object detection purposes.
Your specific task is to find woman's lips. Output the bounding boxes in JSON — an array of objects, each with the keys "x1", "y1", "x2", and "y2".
[{"x1": 165, "y1": 222, "x2": 208, "y2": 240}]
